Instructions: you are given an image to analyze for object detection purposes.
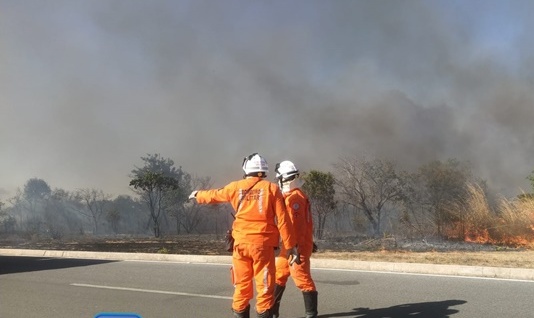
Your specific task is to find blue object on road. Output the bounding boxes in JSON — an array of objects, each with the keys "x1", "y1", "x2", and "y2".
[{"x1": 94, "y1": 313, "x2": 142, "y2": 318}]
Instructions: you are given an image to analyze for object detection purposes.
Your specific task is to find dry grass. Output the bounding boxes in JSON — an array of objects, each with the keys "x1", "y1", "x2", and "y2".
[
  {"x1": 443, "y1": 184, "x2": 534, "y2": 247},
  {"x1": 315, "y1": 185, "x2": 534, "y2": 270},
  {"x1": 3, "y1": 234, "x2": 533, "y2": 269}
]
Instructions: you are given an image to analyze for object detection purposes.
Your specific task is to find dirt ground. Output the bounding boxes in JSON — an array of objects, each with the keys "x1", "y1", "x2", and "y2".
[
  {"x1": 2, "y1": 234, "x2": 533, "y2": 269},
  {"x1": 0, "y1": 235, "x2": 228, "y2": 255}
]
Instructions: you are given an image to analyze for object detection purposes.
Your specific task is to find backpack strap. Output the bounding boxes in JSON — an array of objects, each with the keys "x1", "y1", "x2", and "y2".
[{"x1": 231, "y1": 179, "x2": 262, "y2": 219}]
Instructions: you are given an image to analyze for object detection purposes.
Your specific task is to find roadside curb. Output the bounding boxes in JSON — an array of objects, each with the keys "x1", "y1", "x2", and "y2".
[
  {"x1": 1, "y1": 248, "x2": 533, "y2": 281},
  {"x1": 311, "y1": 258, "x2": 534, "y2": 281}
]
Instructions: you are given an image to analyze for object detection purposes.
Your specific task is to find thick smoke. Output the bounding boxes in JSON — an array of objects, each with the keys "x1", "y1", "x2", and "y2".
[{"x1": 1, "y1": 0, "x2": 533, "y2": 199}]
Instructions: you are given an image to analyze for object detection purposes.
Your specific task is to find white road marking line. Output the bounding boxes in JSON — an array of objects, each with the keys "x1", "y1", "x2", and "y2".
[
  {"x1": 102, "y1": 259, "x2": 533, "y2": 283},
  {"x1": 70, "y1": 283, "x2": 232, "y2": 300},
  {"x1": 124, "y1": 260, "x2": 230, "y2": 266},
  {"x1": 314, "y1": 268, "x2": 534, "y2": 283}
]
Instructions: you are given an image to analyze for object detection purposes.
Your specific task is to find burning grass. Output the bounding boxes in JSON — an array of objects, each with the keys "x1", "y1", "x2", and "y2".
[
  {"x1": 444, "y1": 184, "x2": 534, "y2": 248},
  {"x1": 1, "y1": 233, "x2": 533, "y2": 269}
]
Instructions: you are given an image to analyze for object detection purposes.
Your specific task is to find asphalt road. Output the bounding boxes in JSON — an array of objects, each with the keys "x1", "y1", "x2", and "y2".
[{"x1": 1, "y1": 255, "x2": 533, "y2": 318}]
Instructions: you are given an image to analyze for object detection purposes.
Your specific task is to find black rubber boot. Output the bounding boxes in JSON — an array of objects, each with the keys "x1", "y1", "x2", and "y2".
[
  {"x1": 233, "y1": 304, "x2": 250, "y2": 318},
  {"x1": 303, "y1": 291, "x2": 318, "y2": 318},
  {"x1": 256, "y1": 308, "x2": 272, "y2": 318},
  {"x1": 272, "y1": 284, "x2": 286, "y2": 318}
]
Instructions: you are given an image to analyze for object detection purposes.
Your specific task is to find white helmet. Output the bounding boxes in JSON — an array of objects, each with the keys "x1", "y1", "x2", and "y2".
[
  {"x1": 275, "y1": 160, "x2": 299, "y2": 182},
  {"x1": 242, "y1": 153, "x2": 268, "y2": 177}
]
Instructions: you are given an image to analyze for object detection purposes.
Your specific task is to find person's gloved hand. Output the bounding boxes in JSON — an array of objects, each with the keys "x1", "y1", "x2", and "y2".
[
  {"x1": 188, "y1": 190, "x2": 198, "y2": 200},
  {"x1": 312, "y1": 242, "x2": 318, "y2": 253},
  {"x1": 287, "y1": 246, "x2": 301, "y2": 265}
]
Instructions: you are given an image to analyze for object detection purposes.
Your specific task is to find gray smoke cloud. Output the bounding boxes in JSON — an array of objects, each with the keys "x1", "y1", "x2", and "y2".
[{"x1": 1, "y1": 0, "x2": 533, "y2": 199}]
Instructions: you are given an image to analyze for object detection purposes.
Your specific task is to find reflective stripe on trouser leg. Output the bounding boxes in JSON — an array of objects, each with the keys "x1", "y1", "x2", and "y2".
[
  {"x1": 251, "y1": 244, "x2": 275, "y2": 313},
  {"x1": 232, "y1": 245, "x2": 254, "y2": 312}
]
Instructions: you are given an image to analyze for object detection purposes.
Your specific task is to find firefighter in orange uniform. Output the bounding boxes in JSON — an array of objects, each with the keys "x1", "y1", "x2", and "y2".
[
  {"x1": 273, "y1": 160, "x2": 318, "y2": 318},
  {"x1": 189, "y1": 153, "x2": 300, "y2": 318}
]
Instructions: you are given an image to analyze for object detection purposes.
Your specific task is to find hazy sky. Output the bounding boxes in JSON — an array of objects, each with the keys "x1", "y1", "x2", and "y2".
[{"x1": 2, "y1": 0, "x2": 534, "y2": 200}]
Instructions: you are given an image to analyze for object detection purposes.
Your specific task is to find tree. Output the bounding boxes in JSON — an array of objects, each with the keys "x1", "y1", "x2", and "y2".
[
  {"x1": 23, "y1": 178, "x2": 51, "y2": 215},
  {"x1": 528, "y1": 170, "x2": 534, "y2": 193},
  {"x1": 8, "y1": 178, "x2": 53, "y2": 236},
  {"x1": 168, "y1": 176, "x2": 210, "y2": 234},
  {"x1": 397, "y1": 172, "x2": 435, "y2": 238},
  {"x1": 129, "y1": 154, "x2": 185, "y2": 238},
  {"x1": 417, "y1": 158, "x2": 472, "y2": 237},
  {"x1": 111, "y1": 195, "x2": 147, "y2": 234},
  {"x1": 46, "y1": 188, "x2": 84, "y2": 237},
  {"x1": 335, "y1": 156, "x2": 408, "y2": 236},
  {"x1": 302, "y1": 170, "x2": 336, "y2": 240},
  {"x1": 75, "y1": 188, "x2": 111, "y2": 235},
  {"x1": 106, "y1": 208, "x2": 121, "y2": 234},
  {"x1": 0, "y1": 200, "x2": 16, "y2": 233}
]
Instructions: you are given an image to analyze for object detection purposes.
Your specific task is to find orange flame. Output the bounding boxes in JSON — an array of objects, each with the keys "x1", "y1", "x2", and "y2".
[{"x1": 446, "y1": 219, "x2": 534, "y2": 248}]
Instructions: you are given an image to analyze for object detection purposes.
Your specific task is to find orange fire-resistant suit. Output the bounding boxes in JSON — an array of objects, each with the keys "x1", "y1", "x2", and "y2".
[
  {"x1": 275, "y1": 187, "x2": 316, "y2": 292},
  {"x1": 195, "y1": 176, "x2": 297, "y2": 313}
]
